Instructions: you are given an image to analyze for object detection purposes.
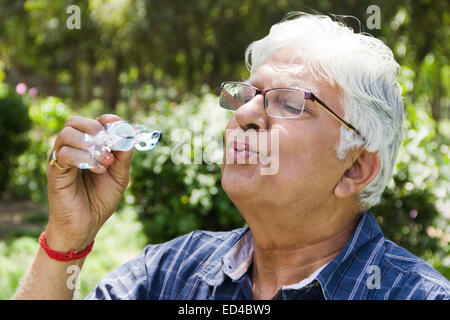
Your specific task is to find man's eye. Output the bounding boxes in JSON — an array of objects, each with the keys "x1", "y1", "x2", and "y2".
[{"x1": 283, "y1": 104, "x2": 302, "y2": 115}]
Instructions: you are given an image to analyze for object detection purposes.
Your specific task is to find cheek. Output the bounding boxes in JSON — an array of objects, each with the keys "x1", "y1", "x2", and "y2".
[{"x1": 275, "y1": 122, "x2": 341, "y2": 187}]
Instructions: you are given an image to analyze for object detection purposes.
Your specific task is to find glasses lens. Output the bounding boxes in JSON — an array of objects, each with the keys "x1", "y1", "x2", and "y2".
[
  {"x1": 220, "y1": 82, "x2": 255, "y2": 111},
  {"x1": 266, "y1": 89, "x2": 305, "y2": 118}
]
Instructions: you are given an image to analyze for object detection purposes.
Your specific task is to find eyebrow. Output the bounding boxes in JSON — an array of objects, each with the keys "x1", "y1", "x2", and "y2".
[{"x1": 245, "y1": 74, "x2": 314, "y2": 92}]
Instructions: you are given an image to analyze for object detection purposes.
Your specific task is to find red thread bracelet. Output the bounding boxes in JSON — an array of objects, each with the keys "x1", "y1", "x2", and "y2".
[{"x1": 39, "y1": 232, "x2": 94, "y2": 262}]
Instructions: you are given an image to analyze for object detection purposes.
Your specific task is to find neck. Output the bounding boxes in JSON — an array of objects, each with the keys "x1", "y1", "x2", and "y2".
[{"x1": 249, "y1": 210, "x2": 359, "y2": 300}]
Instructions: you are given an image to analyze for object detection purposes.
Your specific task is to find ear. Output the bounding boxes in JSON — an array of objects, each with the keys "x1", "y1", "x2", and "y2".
[{"x1": 334, "y1": 149, "x2": 381, "y2": 199}]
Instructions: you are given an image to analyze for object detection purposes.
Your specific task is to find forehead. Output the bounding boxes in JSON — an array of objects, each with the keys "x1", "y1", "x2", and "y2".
[
  {"x1": 247, "y1": 68, "x2": 316, "y2": 92},
  {"x1": 247, "y1": 46, "x2": 326, "y2": 92},
  {"x1": 247, "y1": 46, "x2": 342, "y2": 111}
]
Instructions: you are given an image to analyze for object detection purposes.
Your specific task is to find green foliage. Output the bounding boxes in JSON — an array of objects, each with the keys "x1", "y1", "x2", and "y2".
[
  {"x1": 0, "y1": 236, "x2": 37, "y2": 298},
  {"x1": 128, "y1": 93, "x2": 244, "y2": 243},
  {"x1": 0, "y1": 85, "x2": 31, "y2": 194},
  {"x1": 5, "y1": 0, "x2": 447, "y2": 115},
  {"x1": 9, "y1": 97, "x2": 72, "y2": 201}
]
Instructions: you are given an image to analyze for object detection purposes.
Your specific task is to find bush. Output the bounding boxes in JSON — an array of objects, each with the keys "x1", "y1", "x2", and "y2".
[{"x1": 0, "y1": 85, "x2": 32, "y2": 195}]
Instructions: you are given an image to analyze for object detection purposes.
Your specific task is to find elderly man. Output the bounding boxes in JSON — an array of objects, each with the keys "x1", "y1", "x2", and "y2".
[{"x1": 15, "y1": 13, "x2": 449, "y2": 300}]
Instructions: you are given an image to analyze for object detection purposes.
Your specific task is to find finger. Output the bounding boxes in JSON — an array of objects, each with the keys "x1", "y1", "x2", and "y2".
[
  {"x1": 51, "y1": 127, "x2": 115, "y2": 169},
  {"x1": 64, "y1": 115, "x2": 105, "y2": 136},
  {"x1": 53, "y1": 126, "x2": 93, "y2": 154},
  {"x1": 54, "y1": 146, "x2": 107, "y2": 174},
  {"x1": 95, "y1": 114, "x2": 121, "y2": 127}
]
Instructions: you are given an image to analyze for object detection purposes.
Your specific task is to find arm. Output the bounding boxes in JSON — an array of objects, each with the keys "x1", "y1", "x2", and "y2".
[
  {"x1": 13, "y1": 231, "x2": 89, "y2": 300},
  {"x1": 14, "y1": 114, "x2": 133, "y2": 299}
]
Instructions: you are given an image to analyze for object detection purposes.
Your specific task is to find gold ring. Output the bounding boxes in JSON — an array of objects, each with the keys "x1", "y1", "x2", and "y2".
[{"x1": 48, "y1": 151, "x2": 69, "y2": 171}]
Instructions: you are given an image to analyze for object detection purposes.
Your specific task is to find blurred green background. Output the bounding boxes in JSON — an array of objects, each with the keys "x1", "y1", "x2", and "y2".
[{"x1": 0, "y1": 0, "x2": 448, "y2": 299}]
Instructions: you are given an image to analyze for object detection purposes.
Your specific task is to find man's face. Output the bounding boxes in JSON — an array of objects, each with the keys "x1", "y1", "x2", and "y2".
[{"x1": 221, "y1": 47, "x2": 350, "y2": 218}]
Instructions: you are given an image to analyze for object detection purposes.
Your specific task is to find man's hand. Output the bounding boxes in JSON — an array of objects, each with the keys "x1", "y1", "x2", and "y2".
[
  {"x1": 45, "y1": 114, "x2": 133, "y2": 251},
  {"x1": 14, "y1": 114, "x2": 134, "y2": 299}
]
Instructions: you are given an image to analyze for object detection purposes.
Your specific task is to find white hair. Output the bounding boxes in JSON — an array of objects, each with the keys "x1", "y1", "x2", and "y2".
[{"x1": 245, "y1": 12, "x2": 404, "y2": 211}]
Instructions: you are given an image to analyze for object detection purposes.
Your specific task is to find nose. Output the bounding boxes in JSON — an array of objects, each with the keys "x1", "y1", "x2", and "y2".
[{"x1": 234, "y1": 94, "x2": 269, "y2": 130}]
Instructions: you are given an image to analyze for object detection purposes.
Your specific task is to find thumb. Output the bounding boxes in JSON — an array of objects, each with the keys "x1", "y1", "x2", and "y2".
[{"x1": 109, "y1": 148, "x2": 134, "y2": 186}]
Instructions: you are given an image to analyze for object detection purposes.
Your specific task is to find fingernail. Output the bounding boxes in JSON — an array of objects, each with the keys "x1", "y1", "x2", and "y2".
[
  {"x1": 78, "y1": 163, "x2": 94, "y2": 170},
  {"x1": 103, "y1": 152, "x2": 113, "y2": 160}
]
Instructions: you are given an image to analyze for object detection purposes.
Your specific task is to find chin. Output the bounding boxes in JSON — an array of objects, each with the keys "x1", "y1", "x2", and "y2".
[{"x1": 221, "y1": 163, "x2": 262, "y2": 200}]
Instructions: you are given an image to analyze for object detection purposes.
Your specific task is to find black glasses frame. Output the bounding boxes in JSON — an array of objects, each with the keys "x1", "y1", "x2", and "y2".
[{"x1": 220, "y1": 81, "x2": 365, "y2": 143}]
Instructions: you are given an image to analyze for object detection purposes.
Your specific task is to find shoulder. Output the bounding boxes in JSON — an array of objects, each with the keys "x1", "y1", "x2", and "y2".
[
  {"x1": 377, "y1": 239, "x2": 450, "y2": 300},
  {"x1": 85, "y1": 228, "x2": 247, "y2": 300},
  {"x1": 142, "y1": 228, "x2": 247, "y2": 263},
  {"x1": 140, "y1": 227, "x2": 247, "y2": 299}
]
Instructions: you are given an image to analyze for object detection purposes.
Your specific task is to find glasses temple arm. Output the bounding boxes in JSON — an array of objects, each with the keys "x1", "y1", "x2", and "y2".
[{"x1": 307, "y1": 93, "x2": 366, "y2": 143}]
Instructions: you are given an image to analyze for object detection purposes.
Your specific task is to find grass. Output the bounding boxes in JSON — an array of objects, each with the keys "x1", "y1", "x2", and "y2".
[{"x1": 0, "y1": 205, "x2": 147, "y2": 300}]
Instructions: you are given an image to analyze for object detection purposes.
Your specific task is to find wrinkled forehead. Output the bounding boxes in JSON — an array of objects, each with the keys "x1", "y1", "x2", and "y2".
[
  {"x1": 247, "y1": 45, "x2": 343, "y2": 113},
  {"x1": 246, "y1": 46, "x2": 324, "y2": 93}
]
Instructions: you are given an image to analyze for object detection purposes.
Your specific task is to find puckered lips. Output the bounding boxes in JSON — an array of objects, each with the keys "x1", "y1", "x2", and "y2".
[{"x1": 225, "y1": 139, "x2": 271, "y2": 165}]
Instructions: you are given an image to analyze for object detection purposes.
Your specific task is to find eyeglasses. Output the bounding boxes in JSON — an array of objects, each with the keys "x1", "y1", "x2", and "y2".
[{"x1": 219, "y1": 81, "x2": 365, "y2": 142}]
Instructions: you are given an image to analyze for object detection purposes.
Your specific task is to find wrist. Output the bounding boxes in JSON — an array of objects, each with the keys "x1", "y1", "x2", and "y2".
[
  {"x1": 39, "y1": 231, "x2": 94, "y2": 262},
  {"x1": 44, "y1": 225, "x2": 96, "y2": 253}
]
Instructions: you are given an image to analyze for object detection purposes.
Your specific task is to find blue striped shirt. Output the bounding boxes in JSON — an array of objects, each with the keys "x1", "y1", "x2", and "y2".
[{"x1": 85, "y1": 211, "x2": 450, "y2": 300}]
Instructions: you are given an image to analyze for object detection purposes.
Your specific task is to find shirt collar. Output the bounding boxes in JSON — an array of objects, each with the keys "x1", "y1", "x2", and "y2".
[
  {"x1": 222, "y1": 230, "x2": 254, "y2": 281},
  {"x1": 194, "y1": 228, "x2": 250, "y2": 286},
  {"x1": 195, "y1": 211, "x2": 384, "y2": 298}
]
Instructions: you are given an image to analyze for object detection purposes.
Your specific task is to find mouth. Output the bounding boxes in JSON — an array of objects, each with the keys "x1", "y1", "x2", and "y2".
[
  {"x1": 225, "y1": 140, "x2": 263, "y2": 164},
  {"x1": 234, "y1": 141, "x2": 257, "y2": 153},
  {"x1": 236, "y1": 141, "x2": 258, "y2": 161},
  {"x1": 223, "y1": 127, "x2": 276, "y2": 166}
]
